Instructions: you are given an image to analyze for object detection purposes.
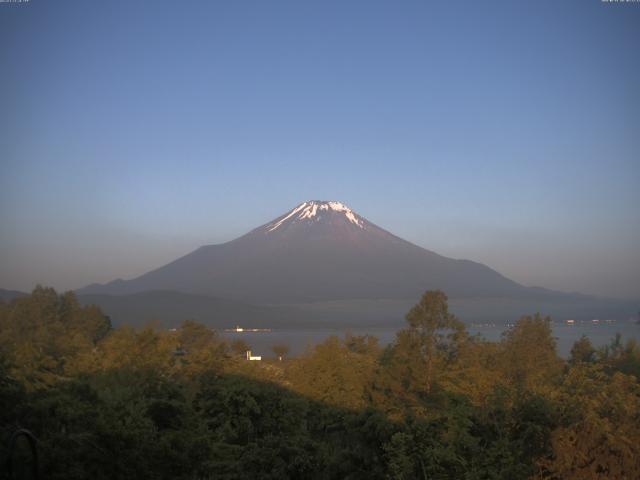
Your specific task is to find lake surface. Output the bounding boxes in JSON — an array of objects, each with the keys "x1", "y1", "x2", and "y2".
[{"x1": 223, "y1": 320, "x2": 640, "y2": 359}]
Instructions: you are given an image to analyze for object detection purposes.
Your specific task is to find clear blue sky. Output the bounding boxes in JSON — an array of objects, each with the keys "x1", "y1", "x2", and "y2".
[{"x1": 1, "y1": 0, "x2": 639, "y2": 298}]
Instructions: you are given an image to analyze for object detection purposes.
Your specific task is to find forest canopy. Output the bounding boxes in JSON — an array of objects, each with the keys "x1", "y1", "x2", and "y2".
[{"x1": 1, "y1": 287, "x2": 639, "y2": 479}]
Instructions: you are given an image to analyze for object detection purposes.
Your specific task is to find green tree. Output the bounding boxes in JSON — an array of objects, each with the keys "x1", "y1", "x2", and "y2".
[
  {"x1": 230, "y1": 339, "x2": 251, "y2": 357},
  {"x1": 401, "y1": 290, "x2": 466, "y2": 394},
  {"x1": 178, "y1": 320, "x2": 217, "y2": 352},
  {"x1": 175, "y1": 320, "x2": 228, "y2": 378},
  {"x1": 598, "y1": 335, "x2": 640, "y2": 378},
  {"x1": 569, "y1": 335, "x2": 596, "y2": 365},
  {"x1": 344, "y1": 332, "x2": 380, "y2": 356}
]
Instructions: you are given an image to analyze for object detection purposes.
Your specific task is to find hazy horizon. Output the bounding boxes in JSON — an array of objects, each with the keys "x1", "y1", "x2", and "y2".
[{"x1": 2, "y1": 1, "x2": 639, "y2": 298}]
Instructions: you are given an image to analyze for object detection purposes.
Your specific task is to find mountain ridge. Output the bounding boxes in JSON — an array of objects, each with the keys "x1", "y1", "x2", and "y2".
[{"x1": 76, "y1": 200, "x2": 586, "y2": 304}]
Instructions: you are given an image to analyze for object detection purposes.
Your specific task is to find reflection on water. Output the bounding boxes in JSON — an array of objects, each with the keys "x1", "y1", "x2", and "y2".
[{"x1": 222, "y1": 321, "x2": 639, "y2": 359}]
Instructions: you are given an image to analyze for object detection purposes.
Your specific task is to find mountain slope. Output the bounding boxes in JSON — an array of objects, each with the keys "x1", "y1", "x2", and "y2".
[
  {"x1": 0, "y1": 288, "x2": 28, "y2": 302},
  {"x1": 77, "y1": 200, "x2": 575, "y2": 303}
]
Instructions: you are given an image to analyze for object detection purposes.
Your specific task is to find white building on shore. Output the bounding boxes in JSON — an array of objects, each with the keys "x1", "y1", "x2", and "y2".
[{"x1": 246, "y1": 350, "x2": 261, "y2": 361}]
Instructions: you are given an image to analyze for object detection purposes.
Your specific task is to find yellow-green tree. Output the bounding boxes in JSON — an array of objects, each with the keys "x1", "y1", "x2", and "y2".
[
  {"x1": 175, "y1": 320, "x2": 228, "y2": 378},
  {"x1": 287, "y1": 336, "x2": 376, "y2": 410},
  {"x1": 440, "y1": 337, "x2": 505, "y2": 407},
  {"x1": 499, "y1": 314, "x2": 563, "y2": 395},
  {"x1": 96, "y1": 325, "x2": 177, "y2": 374},
  {"x1": 540, "y1": 364, "x2": 640, "y2": 479},
  {"x1": 0, "y1": 286, "x2": 110, "y2": 388}
]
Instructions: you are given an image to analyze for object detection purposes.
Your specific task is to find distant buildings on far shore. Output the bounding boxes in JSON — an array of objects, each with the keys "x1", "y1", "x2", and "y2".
[{"x1": 225, "y1": 326, "x2": 272, "y2": 333}]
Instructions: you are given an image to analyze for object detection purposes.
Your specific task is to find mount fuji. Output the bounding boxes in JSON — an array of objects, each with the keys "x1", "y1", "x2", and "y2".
[{"x1": 78, "y1": 200, "x2": 570, "y2": 304}]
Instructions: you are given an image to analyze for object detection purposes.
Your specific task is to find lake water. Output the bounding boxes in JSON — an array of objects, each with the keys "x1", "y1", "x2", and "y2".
[{"x1": 222, "y1": 320, "x2": 640, "y2": 359}]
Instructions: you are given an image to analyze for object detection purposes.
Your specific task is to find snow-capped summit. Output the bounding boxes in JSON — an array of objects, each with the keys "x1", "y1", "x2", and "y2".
[
  {"x1": 75, "y1": 199, "x2": 620, "y2": 325},
  {"x1": 79, "y1": 200, "x2": 550, "y2": 304},
  {"x1": 266, "y1": 200, "x2": 364, "y2": 232}
]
